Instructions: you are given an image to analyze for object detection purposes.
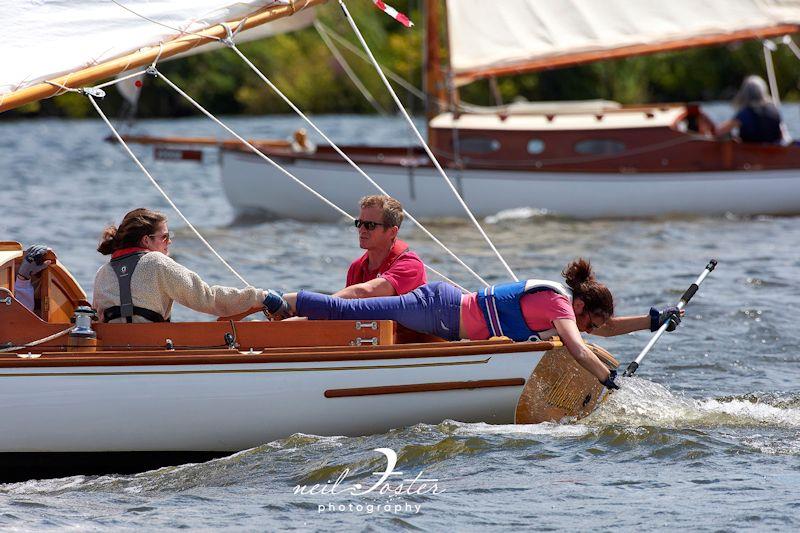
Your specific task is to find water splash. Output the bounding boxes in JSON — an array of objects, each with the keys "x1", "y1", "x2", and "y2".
[
  {"x1": 586, "y1": 377, "x2": 800, "y2": 429},
  {"x1": 485, "y1": 207, "x2": 551, "y2": 224}
]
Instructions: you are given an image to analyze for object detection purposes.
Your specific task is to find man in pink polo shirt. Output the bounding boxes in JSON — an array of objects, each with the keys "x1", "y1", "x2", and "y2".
[{"x1": 333, "y1": 195, "x2": 426, "y2": 299}]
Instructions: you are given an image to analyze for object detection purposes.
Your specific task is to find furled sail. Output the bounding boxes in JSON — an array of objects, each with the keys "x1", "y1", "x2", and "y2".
[
  {"x1": 447, "y1": 0, "x2": 800, "y2": 86},
  {"x1": 1, "y1": 0, "x2": 324, "y2": 112}
]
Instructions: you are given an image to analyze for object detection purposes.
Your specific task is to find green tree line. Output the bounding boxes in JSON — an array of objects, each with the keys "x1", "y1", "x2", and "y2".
[{"x1": 7, "y1": 2, "x2": 800, "y2": 119}]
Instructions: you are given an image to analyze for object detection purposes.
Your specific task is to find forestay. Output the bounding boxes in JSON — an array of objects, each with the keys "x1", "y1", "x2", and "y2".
[
  {"x1": 448, "y1": 0, "x2": 800, "y2": 85},
  {"x1": 1, "y1": 0, "x2": 311, "y2": 96}
]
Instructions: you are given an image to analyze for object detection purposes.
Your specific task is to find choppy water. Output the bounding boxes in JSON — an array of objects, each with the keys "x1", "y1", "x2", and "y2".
[{"x1": 1, "y1": 107, "x2": 800, "y2": 530}]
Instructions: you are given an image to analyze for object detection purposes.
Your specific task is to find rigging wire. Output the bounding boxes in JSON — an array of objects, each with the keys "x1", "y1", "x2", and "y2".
[
  {"x1": 762, "y1": 40, "x2": 781, "y2": 108},
  {"x1": 86, "y1": 93, "x2": 252, "y2": 287},
  {"x1": 222, "y1": 40, "x2": 489, "y2": 288},
  {"x1": 151, "y1": 68, "x2": 470, "y2": 292},
  {"x1": 338, "y1": 0, "x2": 519, "y2": 282},
  {"x1": 314, "y1": 20, "x2": 427, "y2": 102},
  {"x1": 314, "y1": 19, "x2": 387, "y2": 116}
]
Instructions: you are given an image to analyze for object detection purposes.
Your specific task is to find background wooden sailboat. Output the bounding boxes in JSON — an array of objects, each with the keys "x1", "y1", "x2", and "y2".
[{"x1": 107, "y1": 0, "x2": 800, "y2": 220}]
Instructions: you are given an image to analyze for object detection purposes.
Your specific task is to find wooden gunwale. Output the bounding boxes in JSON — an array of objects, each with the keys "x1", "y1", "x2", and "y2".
[
  {"x1": 223, "y1": 134, "x2": 800, "y2": 174},
  {"x1": 0, "y1": 339, "x2": 558, "y2": 368},
  {"x1": 324, "y1": 378, "x2": 526, "y2": 398},
  {"x1": 452, "y1": 24, "x2": 800, "y2": 86}
]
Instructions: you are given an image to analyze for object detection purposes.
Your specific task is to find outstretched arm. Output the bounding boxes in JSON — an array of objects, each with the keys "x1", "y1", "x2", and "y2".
[
  {"x1": 591, "y1": 315, "x2": 649, "y2": 337},
  {"x1": 553, "y1": 318, "x2": 612, "y2": 382},
  {"x1": 591, "y1": 308, "x2": 685, "y2": 337}
]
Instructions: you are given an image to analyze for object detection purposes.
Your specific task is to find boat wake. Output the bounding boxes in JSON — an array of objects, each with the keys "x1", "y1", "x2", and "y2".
[
  {"x1": 585, "y1": 376, "x2": 800, "y2": 429},
  {"x1": 484, "y1": 207, "x2": 552, "y2": 223}
]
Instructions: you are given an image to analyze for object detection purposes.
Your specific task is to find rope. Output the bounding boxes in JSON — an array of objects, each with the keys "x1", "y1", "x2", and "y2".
[
  {"x1": 224, "y1": 45, "x2": 490, "y2": 288},
  {"x1": 314, "y1": 19, "x2": 388, "y2": 116},
  {"x1": 87, "y1": 94, "x2": 252, "y2": 287},
  {"x1": 44, "y1": 80, "x2": 82, "y2": 94},
  {"x1": 763, "y1": 40, "x2": 781, "y2": 107},
  {"x1": 338, "y1": 0, "x2": 519, "y2": 282},
  {"x1": 0, "y1": 327, "x2": 73, "y2": 353},
  {"x1": 153, "y1": 69, "x2": 469, "y2": 292},
  {"x1": 94, "y1": 69, "x2": 149, "y2": 90}
]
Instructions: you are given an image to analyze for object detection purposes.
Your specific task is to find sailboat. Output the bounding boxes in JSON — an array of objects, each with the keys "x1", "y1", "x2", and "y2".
[
  {"x1": 0, "y1": 0, "x2": 618, "y2": 480},
  {"x1": 111, "y1": 0, "x2": 800, "y2": 220}
]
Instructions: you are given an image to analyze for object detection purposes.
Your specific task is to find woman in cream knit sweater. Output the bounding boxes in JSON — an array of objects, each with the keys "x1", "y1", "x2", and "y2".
[{"x1": 93, "y1": 208, "x2": 271, "y2": 323}]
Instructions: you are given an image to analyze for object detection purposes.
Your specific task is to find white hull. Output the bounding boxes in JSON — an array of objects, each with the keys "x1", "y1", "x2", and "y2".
[
  {"x1": 0, "y1": 350, "x2": 540, "y2": 452},
  {"x1": 220, "y1": 149, "x2": 800, "y2": 220}
]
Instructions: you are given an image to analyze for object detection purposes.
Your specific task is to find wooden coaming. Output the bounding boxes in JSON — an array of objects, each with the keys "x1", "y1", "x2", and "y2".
[{"x1": 0, "y1": 338, "x2": 557, "y2": 368}]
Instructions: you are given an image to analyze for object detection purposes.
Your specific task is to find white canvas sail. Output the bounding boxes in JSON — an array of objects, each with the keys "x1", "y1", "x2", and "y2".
[
  {"x1": 447, "y1": 0, "x2": 800, "y2": 85},
  {"x1": 1, "y1": 0, "x2": 313, "y2": 98}
]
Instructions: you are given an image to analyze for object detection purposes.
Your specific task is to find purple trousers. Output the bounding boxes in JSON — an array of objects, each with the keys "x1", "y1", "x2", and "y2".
[{"x1": 295, "y1": 282, "x2": 463, "y2": 341}]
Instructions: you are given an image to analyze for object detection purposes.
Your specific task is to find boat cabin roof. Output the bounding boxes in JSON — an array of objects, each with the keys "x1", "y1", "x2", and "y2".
[
  {"x1": 429, "y1": 105, "x2": 686, "y2": 132},
  {"x1": 460, "y1": 99, "x2": 622, "y2": 116}
]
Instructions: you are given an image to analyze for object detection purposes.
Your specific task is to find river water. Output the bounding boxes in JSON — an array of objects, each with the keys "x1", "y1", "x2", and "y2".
[{"x1": 1, "y1": 107, "x2": 799, "y2": 530}]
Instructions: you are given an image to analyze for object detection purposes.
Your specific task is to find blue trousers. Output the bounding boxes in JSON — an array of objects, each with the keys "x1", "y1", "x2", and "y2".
[{"x1": 295, "y1": 282, "x2": 463, "y2": 341}]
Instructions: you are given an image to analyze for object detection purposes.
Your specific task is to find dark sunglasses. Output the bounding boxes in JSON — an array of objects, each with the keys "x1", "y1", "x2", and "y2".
[
  {"x1": 586, "y1": 312, "x2": 606, "y2": 331},
  {"x1": 353, "y1": 219, "x2": 389, "y2": 231},
  {"x1": 148, "y1": 232, "x2": 172, "y2": 243}
]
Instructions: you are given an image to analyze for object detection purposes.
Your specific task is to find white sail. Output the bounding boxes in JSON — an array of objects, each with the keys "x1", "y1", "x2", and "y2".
[
  {"x1": 1, "y1": 0, "x2": 300, "y2": 96},
  {"x1": 447, "y1": 0, "x2": 800, "y2": 85}
]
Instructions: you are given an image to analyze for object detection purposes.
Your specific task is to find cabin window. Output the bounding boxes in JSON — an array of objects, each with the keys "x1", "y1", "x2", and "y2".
[
  {"x1": 458, "y1": 137, "x2": 501, "y2": 153},
  {"x1": 574, "y1": 139, "x2": 626, "y2": 155},
  {"x1": 527, "y1": 139, "x2": 545, "y2": 154}
]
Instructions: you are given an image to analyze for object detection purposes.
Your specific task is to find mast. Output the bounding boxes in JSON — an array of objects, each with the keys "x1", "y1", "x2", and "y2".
[{"x1": 423, "y1": 0, "x2": 447, "y2": 122}]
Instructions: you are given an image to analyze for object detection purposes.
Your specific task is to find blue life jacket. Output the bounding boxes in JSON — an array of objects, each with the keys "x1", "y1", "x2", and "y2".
[{"x1": 476, "y1": 279, "x2": 572, "y2": 341}]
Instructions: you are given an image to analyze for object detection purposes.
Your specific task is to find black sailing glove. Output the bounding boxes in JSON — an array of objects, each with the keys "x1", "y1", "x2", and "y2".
[
  {"x1": 263, "y1": 289, "x2": 292, "y2": 320},
  {"x1": 649, "y1": 306, "x2": 681, "y2": 332},
  {"x1": 600, "y1": 369, "x2": 620, "y2": 390}
]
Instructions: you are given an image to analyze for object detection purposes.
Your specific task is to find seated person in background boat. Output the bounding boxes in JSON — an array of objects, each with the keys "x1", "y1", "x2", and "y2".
[
  {"x1": 332, "y1": 195, "x2": 426, "y2": 299},
  {"x1": 716, "y1": 75, "x2": 788, "y2": 144},
  {"x1": 263, "y1": 259, "x2": 682, "y2": 390},
  {"x1": 14, "y1": 244, "x2": 54, "y2": 313},
  {"x1": 93, "y1": 208, "x2": 276, "y2": 323}
]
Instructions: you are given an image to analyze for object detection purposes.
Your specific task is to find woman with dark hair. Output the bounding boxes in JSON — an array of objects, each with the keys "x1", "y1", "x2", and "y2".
[
  {"x1": 716, "y1": 75, "x2": 788, "y2": 144},
  {"x1": 263, "y1": 259, "x2": 681, "y2": 389},
  {"x1": 93, "y1": 208, "x2": 276, "y2": 323}
]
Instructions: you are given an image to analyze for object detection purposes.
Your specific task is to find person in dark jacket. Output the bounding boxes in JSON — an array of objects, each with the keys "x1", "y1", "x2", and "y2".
[{"x1": 716, "y1": 75, "x2": 788, "y2": 144}]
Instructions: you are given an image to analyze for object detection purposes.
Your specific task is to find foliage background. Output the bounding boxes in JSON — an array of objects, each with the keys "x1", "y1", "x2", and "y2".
[{"x1": 7, "y1": 1, "x2": 800, "y2": 119}]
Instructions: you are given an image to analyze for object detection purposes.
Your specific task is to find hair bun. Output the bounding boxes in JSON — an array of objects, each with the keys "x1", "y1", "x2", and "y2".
[
  {"x1": 97, "y1": 225, "x2": 118, "y2": 255},
  {"x1": 562, "y1": 258, "x2": 594, "y2": 290}
]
